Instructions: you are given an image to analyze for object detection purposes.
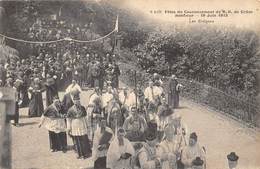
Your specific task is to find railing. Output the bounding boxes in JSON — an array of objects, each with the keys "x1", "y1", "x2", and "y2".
[{"x1": 120, "y1": 67, "x2": 260, "y2": 127}]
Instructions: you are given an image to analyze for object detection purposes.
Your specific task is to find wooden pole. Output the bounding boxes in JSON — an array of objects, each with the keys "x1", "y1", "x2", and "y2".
[{"x1": 134, "y1": 70, "x2": 138, "y2": 111}]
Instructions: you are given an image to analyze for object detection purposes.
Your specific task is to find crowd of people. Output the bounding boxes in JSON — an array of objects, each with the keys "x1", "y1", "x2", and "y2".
[
  {"x1": 0, "y1": 15, "x2": 240, "y2": 169},
  {"x1": 0, "y1": 3, "x2": 246, "y2": 169},
  {"x1": 9, "y1": 67, "x2": 235, "y2": 169},
  {"x1": 0, "y1": 48, "x2": 241, "y2": 168}
]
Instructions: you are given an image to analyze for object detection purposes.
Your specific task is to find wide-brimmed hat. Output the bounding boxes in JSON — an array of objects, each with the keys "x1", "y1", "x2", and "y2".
[
  {"x1": 192, "y1": 157, "x2": 204, "y2": 166},
  {"x1": 227, "y1": 152, "x2": 239, "y2": 161},
  {"x1": 190, "y1": 132, "x2": 198, "y2": 141}
]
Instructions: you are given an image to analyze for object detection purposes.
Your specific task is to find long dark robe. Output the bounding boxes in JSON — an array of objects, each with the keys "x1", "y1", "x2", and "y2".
[
  {"x1": 14, "y1": 88, "x2": 20, "y2": 124},
  {"x1": 87, "y1": 63, "x2": 94, "y2": 87},
  {"x1": 99, "y1": 66, "x2": 105, "y2": 91},
  {"x1": 94, "y1": 156, "x2": 106, "y2": 169},
  {"x1": 45, "y1": 81, "x2": 58, "y2": 107},
  {"x1": 61, "y1": 93, "x2": 74, "y2": 114},
  {"x1": 20, "y1": 79, "x2": 30, "y2": 107},
  {"x1": 67, "y1": 105, "x2": 92, "y2": 158},
  {"x1": 44, "y1": 104, "x2": 67, "y2": 151},
  {"x1": 64, "y1": 69, "x2": 72, "y2": 88},
  {"x1": 74, "y1": 65, "x2": 83, "y2": 86},
  {"x1": 48, "y1": 131, "x2": 67, "y2": 151},
  {"x1": 0, "y1": 65, "x2": 6, "y2": 86},
  {"x1": 82, "y1": 62, "x2": 89, "y2": 84},
  {"x1": 112, "y1": 64, "x2": 120, "y2": 89},
  {"x1": 168, "y1": 79, "x2": 179, "y2": 108},
  {"x1": 91, "y1": 64, "x2": 101, "y2": 88},
  {"x1": 72, "y1": 135, "x2": 92, "y2": 158},
  {"x1": 28, "y1": 83, "x2": 44, "y2": 117}
]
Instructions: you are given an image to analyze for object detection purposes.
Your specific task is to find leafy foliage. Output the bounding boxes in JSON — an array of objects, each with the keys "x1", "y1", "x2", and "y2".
[
  {"x1": 135, "y1": 25, "x2": 260, "y2": 97},
  {"x1": 1, "y1": 1, "x2": 259, "y2": 98}
]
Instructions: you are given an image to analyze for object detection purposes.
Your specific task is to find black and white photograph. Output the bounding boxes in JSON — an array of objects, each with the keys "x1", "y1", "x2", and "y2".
[{"x1": 0, "y1": 0, "x2": 260, "y2": 168}]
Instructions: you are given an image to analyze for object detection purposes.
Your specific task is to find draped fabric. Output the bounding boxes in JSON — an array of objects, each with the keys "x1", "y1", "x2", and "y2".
[
  {"x1": 157, "y1": 140, "x2": 178, "y2": 169},
  {"x1": 92, "y1": 127, "x2": 114, "y2": 161},
  {"x1": 43, "y1": 104, "x2": 63, "y2": 118},
  {"x1": 107, "y1": 137, "x2": 135, "y2": 169},
  {"x1": 42, "y1": 104, "x2": 66, "y2": 133},
  {"x1": 67, "y1": 105, "x2": 87, "y2": 119},
  {"x1": 168, "y1": 79, "x2": 179, "y2": 108},
  {"x1": 181, "y1": 143, "x2": 206, "y2": 169},
  {"x1": 48, "y1": 131, "x2": 67, "y2": 151}
]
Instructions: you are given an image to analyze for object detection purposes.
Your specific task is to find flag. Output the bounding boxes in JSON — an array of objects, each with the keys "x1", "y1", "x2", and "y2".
[
  {"x1": 59, "y1": 6, "x2": 62, "y2": 17},
  {"x1": 50, "y1": 14, "x2": 57, "y2": 21},
  {"x1": 115, "y1": 15, "x2": 118, "y2": 32}
]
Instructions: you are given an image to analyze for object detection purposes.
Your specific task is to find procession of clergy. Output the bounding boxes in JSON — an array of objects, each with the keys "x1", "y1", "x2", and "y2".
[{"x1": 32, "y1": 71, "x2": 238, "y2": 169}]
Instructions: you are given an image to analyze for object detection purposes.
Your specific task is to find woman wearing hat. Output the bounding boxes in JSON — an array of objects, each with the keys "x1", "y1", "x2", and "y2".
[{"x1": 66, "y1": 94, "x2": 92, "y2": 159}]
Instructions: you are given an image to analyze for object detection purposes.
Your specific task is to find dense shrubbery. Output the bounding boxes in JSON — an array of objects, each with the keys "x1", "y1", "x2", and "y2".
[
  {"x1": 134, "y1": 26, "x2": 260, "y2": 98},
  {"x1": 2, "y1": 1, "x2": 259, "y2": 100}
]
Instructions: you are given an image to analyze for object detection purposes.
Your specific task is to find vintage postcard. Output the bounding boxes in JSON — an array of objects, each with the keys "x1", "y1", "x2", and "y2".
[{"x1": 0, "y1": 0, "x2": 259, "y2": 169}]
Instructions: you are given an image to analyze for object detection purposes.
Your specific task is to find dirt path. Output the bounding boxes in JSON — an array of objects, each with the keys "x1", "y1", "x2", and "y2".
[
  {"x1": 176, "y1": 99, "x2": 260, "y2": 169},
  {"x1": 11, "y1": 90, "x2": 260, "y2": 169}
]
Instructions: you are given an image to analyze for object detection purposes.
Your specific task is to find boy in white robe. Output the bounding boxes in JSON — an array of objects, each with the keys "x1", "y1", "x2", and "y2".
[
  {"x1": 107, "y1": 128, "x2": 135, "y2": 169},
  {"x1": 181, "y1": 132, "x2": 206, "y2": 169},
  {"x1": 144, "y1": 81, "x2": 162, "y2": 103},
  {"x1": 102, "y1": 86, "x2": 114, "y2": 108},
  {"x1": 137, "y1": 128, "x2": 161, "y2": 169},
  {"x1": 157, "y1": 124, "x2": 178, "y2": 169},
  {"x1": 92, "y1": 119, "x2": 114, "y2": 169}
]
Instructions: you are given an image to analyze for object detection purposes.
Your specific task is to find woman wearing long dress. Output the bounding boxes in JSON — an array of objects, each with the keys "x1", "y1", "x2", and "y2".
[{"x1": 28, "y1": 78, "x2": 44, "y2": 117}]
